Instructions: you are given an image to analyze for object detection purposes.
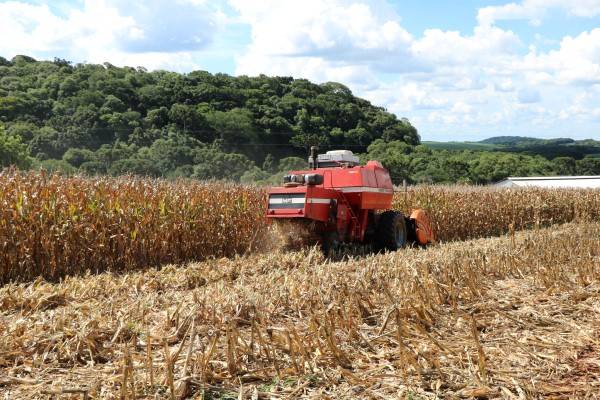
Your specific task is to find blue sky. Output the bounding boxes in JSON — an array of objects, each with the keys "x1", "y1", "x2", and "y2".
[{"x1": 1, "y1": 0, "x2": 599, "y2": 141}]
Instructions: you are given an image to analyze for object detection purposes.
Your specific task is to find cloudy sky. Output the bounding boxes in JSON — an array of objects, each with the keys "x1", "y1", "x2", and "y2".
[{"x1": 1, "y1": 0, "x2": 599, "y2": 141}]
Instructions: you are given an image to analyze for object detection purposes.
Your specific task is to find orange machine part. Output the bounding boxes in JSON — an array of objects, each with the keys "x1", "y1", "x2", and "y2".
[{"x1": 410, "y1": 209, "x2": 435, "y2": 245}]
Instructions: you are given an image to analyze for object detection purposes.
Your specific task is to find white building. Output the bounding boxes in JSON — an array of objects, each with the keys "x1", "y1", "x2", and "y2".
[{"x1": 495, "y1": 176, "x2": 600, "y2": 189}]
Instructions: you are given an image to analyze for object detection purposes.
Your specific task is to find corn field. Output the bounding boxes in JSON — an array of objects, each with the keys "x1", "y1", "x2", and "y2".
[
  {"x1": 0, "y1": 170, "x2": 266, "y2": 283},
  {"x1": 2, "y1": 170, "x2": 600, "y2": 283},
  {"x1": 394, "y1": 184, "x2": 600, "y2": 241},
  {"x1": 1, "y1": 222, "x2": 599, "y2": 398}
]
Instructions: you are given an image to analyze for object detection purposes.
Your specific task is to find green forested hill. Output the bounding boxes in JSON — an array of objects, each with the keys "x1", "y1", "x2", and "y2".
[
  {"x1": 0, "y1": 55, "x2": 418, "y2": 180},
  {"x1": 1, "y1": 55, "x2": 599, "y2": 185},
  {"x1": 422, "y1": 141, "x2": 496, "y2": 151},
  {"x1": 427, "y1": 136, "x2": 600, "y2": 159},
  {"x1": 483, "y1": 137, "x2": 600, "y2": 159}
]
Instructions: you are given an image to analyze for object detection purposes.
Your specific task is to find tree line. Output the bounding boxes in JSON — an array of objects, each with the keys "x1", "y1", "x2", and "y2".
[{"x1": 1, "y1": 55, "x2": 599, "y2": 184}]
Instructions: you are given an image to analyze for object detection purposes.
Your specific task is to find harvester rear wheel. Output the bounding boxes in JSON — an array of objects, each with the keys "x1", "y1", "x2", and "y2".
[{"x1": 375, "y1": 210, "x2": 407, "y2": 251}]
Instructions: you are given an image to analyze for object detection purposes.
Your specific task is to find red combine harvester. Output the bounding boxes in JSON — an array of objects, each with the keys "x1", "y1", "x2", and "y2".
[{"x1": 266, "y1": 147, "x2": 435, "y2": 255}]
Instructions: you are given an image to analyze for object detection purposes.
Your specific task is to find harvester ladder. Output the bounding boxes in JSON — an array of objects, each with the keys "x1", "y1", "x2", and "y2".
[{"x1": 337, "y1": 192, "x2": 360, "y2": 240}]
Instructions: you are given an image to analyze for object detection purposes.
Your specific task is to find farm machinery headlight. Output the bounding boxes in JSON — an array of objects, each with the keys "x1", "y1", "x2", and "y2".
[
  {"x1": 283, "y1": 174, "x2": 323, "y2": 185},
  {"x1": 283, "y1": 174, "x2": 305, "y2": 184},
  {"x1": 304, "y1": 174, "x2": 323, "y2": 185}
]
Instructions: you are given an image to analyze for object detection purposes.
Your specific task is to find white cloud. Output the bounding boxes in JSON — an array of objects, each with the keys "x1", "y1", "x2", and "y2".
[
  {"x1": 451, "y1": 102, "x2": 473, "y2": 114},
  {"x1": 520, "y1": 29, "x2": 600, "y2": 85},
  {"x1": 229, "y1": 0, "x2": 600, "y2": 139},
  {"x1": 108, "y1": 0, "x2": 218, "y2": 53},
  {"x1": 232, "y1": 0, "x2": 522, "y2": 78},
  {"x1": 0, "y1": 0, "x2": 220, "y2": 70},
  {"x1": 495, "y1": 79, "x2": 516, "y2": 92},
  {"x1": 230, "y1": 0, "x2": 419, "y2": 80},
  {"x1": 411, "y1": 25, "x2": 520, "y2": 66},
  {"x1": 231, "y1": 0, "x2": 412, "y2": 57},
  {"x1": 517, "y1": 87, "x2": 542, "y2": 103},
  {"x1": 477, "y1": 0, "x2": 600, "y2": 26},
  {"x1": 556, "y1": 90, "x2": 600, "y2": 121},
  {"x1": 0, "y1": 1, "x2": 134, "y2": 55},
  {"x1": 1, "y1": 0, "x2": 599, "y2": 139},
  {"x1": 378, "y1": 82, "x2": 450, "y2": 112}
]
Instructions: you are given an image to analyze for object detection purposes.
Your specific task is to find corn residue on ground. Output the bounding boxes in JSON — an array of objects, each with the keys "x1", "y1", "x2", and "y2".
[{"x1": 1, "y1": 222, "x2": 599, "y2": 399}]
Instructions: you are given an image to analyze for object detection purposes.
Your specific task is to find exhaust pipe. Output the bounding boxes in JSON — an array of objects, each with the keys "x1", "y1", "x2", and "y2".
[{"x1": 309, "y1": 146, "x2": 318, "y2": 170}]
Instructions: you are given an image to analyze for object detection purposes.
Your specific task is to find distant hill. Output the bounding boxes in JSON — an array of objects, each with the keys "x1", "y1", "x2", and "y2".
[
  {"x1": 479, "y1": 136, "x2": 542, "y2": 145},
  {"x1": 424, "y1": 136, "x2": 600, "y2": 160},
  {"x1": 422, "y1": 141, "x2": 495, "y2": 151}
]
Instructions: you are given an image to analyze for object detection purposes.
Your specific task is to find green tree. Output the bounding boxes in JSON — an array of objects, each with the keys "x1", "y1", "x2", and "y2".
[
  {"x1": 142, "y1": 134, "x2": 198, "y2": 174},
  {"x1": 0, "y1": 56, "x2": 428, "y2": 178},
  {"x1": 108, "y1": 158, "x2": 161, "y2": 177},
  {"x1": 145, "y1": 107, "x2": 169, "y2": 128},
  {"x1": 6, "y1": 122, "x2": 39, "y2": 142},
  {"x1": 576, "y1": 157, "x2": 600, "y2": 175},
  {"x1": 168, "y1": 103, "x2": 211, "y2": 140},
  {"x1": 206, "y1": 108, "x2": 257, "y2": 145},
  {"x1": 0, "y1": 125, "x2": 31, "y2": 168},
  {"x1": 552, "y1": 156, "x2": 576, "y2": 175},
  {"x1": 240, "y1": 166, "x2": 271, "y2": 184},
  {"x1": 192, "y1": 147, "x2": 254, "y2": 181},
  {"x1": 35, "y1": 159, "x2": 76, "y2": 174},
  {"x1": 62, "y1": 148, "x2": 96, "y2": 167},
  {"x1": 364, "y1": 139, "x2": 414, "y2": 184},
  {"x1": 382, "y1": 118, "x2": 420, "y2": 145},
  {"x1": 262, "y1": 153, "x2": 276, "y2": 173},
  {"x1": 277, "y1": 156, "x2": 307, "y2": 172}
]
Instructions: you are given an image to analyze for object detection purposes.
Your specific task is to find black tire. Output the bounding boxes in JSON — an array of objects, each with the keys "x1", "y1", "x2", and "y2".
[
  {"x1": 374, "y1": 211, "x2": 407, "y2": 251},
  {"x1": 405, "y1": 217, "x2": 417, "y2": 245},
  {"x1": 321, "y1": 230, "x2": 340, "y2": 257}
]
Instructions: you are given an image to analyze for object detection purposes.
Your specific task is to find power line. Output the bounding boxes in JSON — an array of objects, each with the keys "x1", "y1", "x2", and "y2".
[
  {"x1": 40, "y1": 126, "x2": 399, "y2": 145},
  {"x1": 43, "y1": 127, "x2": 380, "y2": 148}
]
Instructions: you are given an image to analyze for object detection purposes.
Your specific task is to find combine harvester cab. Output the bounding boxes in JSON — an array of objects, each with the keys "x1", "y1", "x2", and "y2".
[{"x1": 266, "y1": 147, "x2": 434, "y2": 255}]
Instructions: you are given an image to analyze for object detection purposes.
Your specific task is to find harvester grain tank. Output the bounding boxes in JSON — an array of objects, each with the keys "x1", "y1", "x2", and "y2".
[{"x1": 266, "y1": 147, "x2": 435, "y2": 254}]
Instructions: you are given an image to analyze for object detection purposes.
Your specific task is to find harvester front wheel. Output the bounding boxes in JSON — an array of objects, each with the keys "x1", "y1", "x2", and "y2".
[
  {"x1": 321, "y1": 230, "x2": 340, "y2": 257},
  {"x1": 375, "y1": 211, "x2": 407, "y2": 251}
]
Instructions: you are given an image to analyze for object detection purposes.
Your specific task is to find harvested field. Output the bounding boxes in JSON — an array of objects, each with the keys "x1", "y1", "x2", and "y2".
[
  {"x1": 2, "y1": 169, "x2": 600, "y2": 283},
  {"x1": 1, "y1": 221, "x2": 599, "y2": 399}
]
